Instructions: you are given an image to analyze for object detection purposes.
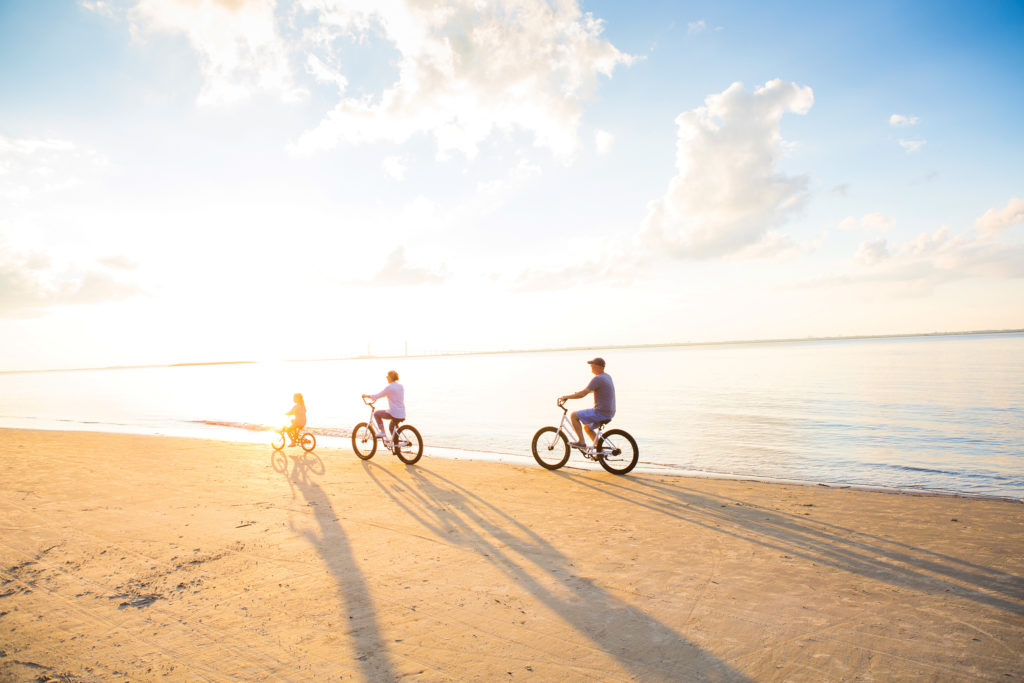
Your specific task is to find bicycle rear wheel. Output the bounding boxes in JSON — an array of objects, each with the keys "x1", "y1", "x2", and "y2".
[
  {"x1": 352, "y1": 422, "x2": 377, "y2": 460},
  {"x1": 394, "y1": 425, "x2": 423, "y2": 464},
  {"x1": 300, "y1": 431, "x2": 316, "y2": 452},
  {"x1": 271, "y1": 431, "x2": 286, "y2": 451},
  {"x1": 596, "y1": 429, "x2": 639, "y2": 475},
  {"x1": 531, "y1": 426, "x2": 570, "y2": 470}
]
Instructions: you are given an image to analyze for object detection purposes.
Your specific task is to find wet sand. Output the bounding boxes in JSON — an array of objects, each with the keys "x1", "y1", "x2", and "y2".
[{"x1": 1, "y1": 428, "x2": 1022, "y2": 681}]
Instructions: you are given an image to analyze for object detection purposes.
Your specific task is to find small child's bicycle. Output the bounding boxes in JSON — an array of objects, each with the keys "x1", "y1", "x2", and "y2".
[
  {"x1": 351, "y1": 397, "x2": 424, "y2": 464},
  {"x1": 531, "y1": 399, "x2": 639, "y2": 474},
  {"x1": 272, "y1": 425, "x2": 316, "y2": 453}
]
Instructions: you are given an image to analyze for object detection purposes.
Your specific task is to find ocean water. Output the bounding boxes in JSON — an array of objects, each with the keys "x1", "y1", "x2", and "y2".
[{"x1": 1, "y1": 333, "x2": 1022, "y2": 500}]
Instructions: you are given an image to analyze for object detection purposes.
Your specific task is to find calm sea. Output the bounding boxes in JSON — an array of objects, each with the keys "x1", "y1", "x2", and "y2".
[{"x1": 1, "y1": 333, "x2": 1022, "y2": 500}]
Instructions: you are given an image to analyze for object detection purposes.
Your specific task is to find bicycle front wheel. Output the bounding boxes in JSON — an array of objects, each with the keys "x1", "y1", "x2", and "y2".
[
  {"x1": 271, "y1": 431, "x2": 286, "y2": 451},
  {"x1": 300, "y1": 431, "x2": 316, "y2": 452},
  {"x1": 531, "y1": 426, "x2": 569, "y2": 470},
  {"x1": 597, "y1": 429, "x2": 639, "y2": 475},
  {"x1": 352, "y1": 422, "x2": 377, "y2": 460},
  {"x1": 394, "y1": 425, "x2": 423, "y2": 464}
]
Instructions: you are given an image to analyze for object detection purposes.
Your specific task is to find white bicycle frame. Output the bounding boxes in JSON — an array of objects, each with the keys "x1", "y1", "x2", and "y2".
[
  {"x1": 555, "y1": 400, "x2": 613, "y2": 459},
  {"x1": 363, "y1": 397, "x2": 411, "y2": 451}
]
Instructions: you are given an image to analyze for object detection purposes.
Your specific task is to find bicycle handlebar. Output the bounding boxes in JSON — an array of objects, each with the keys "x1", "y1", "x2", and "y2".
[{"x1": 363, "y1": 396, "x2": 376, "y2": 406}]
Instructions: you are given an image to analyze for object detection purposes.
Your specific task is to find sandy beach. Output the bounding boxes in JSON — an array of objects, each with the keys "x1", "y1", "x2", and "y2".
[{"x1": 1, "y1": 429, "x2": 1022, "y2": 681}]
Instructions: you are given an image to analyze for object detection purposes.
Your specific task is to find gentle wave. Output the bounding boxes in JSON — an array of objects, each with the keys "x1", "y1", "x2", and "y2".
[{"x1": 194, "y1": 420, "x2": 354, "y2": 439}]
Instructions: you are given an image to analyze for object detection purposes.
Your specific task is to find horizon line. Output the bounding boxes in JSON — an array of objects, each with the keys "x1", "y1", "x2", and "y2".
[{"x1": 2, "y1": 327, "x2": 1022, "y2": 376}]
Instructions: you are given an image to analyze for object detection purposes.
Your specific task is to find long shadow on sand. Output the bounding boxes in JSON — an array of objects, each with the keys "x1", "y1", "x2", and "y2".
[
  {"x1": 277, "y1": 452, "x2": 399, "y2": 682},
  {"x1": 556, "y1": 470, "x2": 1024, "y2": 616},
  {"x1": 363, "y1": 461, "x2": 749, "y2": 682}
]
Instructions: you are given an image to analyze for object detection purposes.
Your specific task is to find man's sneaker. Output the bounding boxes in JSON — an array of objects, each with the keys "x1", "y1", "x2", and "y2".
[{"x1": 568, "y1": 441, "x2": 586, "y2": 449}]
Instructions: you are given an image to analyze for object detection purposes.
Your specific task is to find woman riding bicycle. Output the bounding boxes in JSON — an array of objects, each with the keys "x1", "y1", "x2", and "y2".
[{"x1": 362, "y1": 370, "x2": 405, "y2": 440}]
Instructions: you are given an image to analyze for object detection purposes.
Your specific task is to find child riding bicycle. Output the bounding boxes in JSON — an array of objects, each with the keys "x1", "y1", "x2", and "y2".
[{"x1": 285, "y1": 393, "x2": 306, "y2": 446}]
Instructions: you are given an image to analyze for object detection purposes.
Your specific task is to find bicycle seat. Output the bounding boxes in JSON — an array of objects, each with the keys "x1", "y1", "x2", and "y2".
[{"x1": 596, "y1": 419, "x2": 612, "y2": 427}]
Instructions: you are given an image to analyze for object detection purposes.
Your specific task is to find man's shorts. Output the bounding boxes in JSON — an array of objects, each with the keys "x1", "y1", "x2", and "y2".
[{"x1": 576, "y1": 408, "x2": 612, "y2": 427}]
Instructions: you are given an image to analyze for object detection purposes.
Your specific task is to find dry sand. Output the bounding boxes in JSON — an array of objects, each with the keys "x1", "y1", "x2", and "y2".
[{"x1": 1, "y1": 428, "x2": 1022, "y2": 682}]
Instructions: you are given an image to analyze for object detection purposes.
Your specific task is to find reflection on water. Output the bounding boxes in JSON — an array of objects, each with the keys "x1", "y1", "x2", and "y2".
[{"x1": 1, "y1": 333, "x2": 1022, "y2": 499}]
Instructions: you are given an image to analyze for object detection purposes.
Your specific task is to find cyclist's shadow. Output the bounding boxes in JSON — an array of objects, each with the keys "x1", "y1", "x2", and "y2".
[
  {"x1": 364, "y1": 463, "x2": 746, "y2": 682},
  {"x1": 274, "y1": 451, "x2": 399, "y2": 682}
]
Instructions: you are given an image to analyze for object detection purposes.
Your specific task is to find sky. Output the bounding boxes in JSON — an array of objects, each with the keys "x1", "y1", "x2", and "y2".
[{"x1": 1, "y1": 0, "x2": 1022, "y2": 371}]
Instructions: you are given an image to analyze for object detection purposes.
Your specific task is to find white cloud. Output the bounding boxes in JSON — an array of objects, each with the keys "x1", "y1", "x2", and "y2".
[
  {"x1": 0, "y1": 136, "x2": 108, "y2": 201},
  {"x1": 594, "y1": 129, "x2": 614, "y2": 156},
  {"x1": 349, "y1": 246, "x2": 447, "y2": 287},
  {"x1": 809, "y1": 199, "x2": 1024, "y2": 293},
  {"x1": 736, "y1": 230, "x2": 815, "y2": 261},
  {"x1": 120, "y1": 0, "x2": 632, "y2": 158},
  {"x1": 837, "y1": 213, "x2": 892, "y2": 232},
  {"x1": 0, "y1": 243, "x2": 144, "y2": 317},
  {"x1": 514, "y1": 247, "x2": 640, "y2": 291},
  {"x1": 79, "y1": 1, "x2": 115, "y2": 17},
  {"x1": 972, "y1": 197, "x2": 1024, "y2": 236},
  {"x1": 687, "y1": 20, "x2": 707, "y2": 34},
  {"x1": 899, "y1": 139, "x2": 926, "y2": 153},
  {"x1": 640, "y1": 78, "x2": 814, "y2": 260},
  {"x1": 132, "y1": 0, "x2": 305, "y2": 105},
  {"x1": 889, "y1": 114, "x2": 919, "y2": 127},
  {"x1": 855, "y1": 238, "x2": 890, "y2": 266},
  {"x1": 291, "y1": 0, "x2": 634, "y2": 160},
  {"x1": 382, "y1": 156, "x2": 408, "y2": 181},
  {"x1": 98, "y1": 255, "x2": 140, "y2": 270}
]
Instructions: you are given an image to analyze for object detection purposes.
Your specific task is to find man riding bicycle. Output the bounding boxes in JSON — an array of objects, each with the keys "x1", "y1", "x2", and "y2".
[{"x1": 559, "y1": 357, "x2": 615, "y2": 449}]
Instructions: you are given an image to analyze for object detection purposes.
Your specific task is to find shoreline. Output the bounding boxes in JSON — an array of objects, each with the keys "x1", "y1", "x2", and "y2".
[
  {"x1": 3, "y1": 423, "x2": 1021, "y2": 503},
  {"x1": 2, "y1": 427, "x2": 1022, "y2": 681}
]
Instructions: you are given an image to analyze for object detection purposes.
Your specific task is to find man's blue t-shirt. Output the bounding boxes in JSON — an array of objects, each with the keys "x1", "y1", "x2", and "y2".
[{"x1": 586, "y1": 373, "x2": 615, "y2": 417}]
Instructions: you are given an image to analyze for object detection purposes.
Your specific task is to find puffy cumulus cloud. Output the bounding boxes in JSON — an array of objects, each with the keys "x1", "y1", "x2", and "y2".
[
  {"x1": 0, "y1": 136, "x2": 108, "y2": 202},
  {"x1": 132, "y1": 0, "x2": 305, "y2": 105},
  {"x1": 291, "y1": 0, "x2": 634, "y2": 159},
  {"x1": 972, "y1": 197, "x2": 1024, "y2": 236},
  {"x1": 889, "y1": 114, "x2": 919, "y2": 127},
  {"x1": 349, "y1": 246, "x2": 447, "y2": 287},
  {"x1": 899, "y1": 139, "x2": 926, "y2": 153},
  {"x1": 594, "y1": 129, "x2": 614, "y2": 156},
  {"x1": 855, "y1": 238, "x2": 890, "y2": 266},
  {"x1": 810, "y1": 199, "x2": 1024, "y2": 294},
  {"x1": 0, "y1": 244, "x2": 144, "y2": 317},
  {"x1": 640, "y1": 79, "x2": 814, "y2": 260}
]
